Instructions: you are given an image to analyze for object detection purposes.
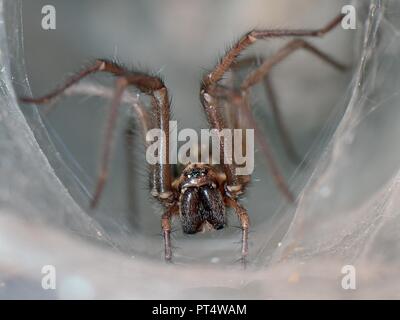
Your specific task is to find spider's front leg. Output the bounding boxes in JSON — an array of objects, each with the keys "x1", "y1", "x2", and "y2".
[
  {"x1": 161, "y1": 205, "x2": 179, "y2": 261},
  {"x1": 199, "y1": 13, "x2": 345, "y2": 263},
  {"x1": 145, "y1": 86, "x2": 180, "y2": 262},
  {"x1": 199, "y1": 88, "x2": 251, "y2": 264},
  {"x1": 226, "y1": 198, "x2": 250, "y2": 265},
  {"x1": 20, "y1": 59, "x2": 178, "y2": 261}
]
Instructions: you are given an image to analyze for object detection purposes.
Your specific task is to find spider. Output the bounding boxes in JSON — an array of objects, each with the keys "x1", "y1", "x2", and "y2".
[{"x1": 20, "y1": 13, "x2": 346, "y2": 264}]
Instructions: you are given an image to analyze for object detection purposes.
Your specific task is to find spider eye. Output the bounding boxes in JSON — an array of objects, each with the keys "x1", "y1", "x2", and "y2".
[{"x1": 186, "y1": 174, "x2": 191, "y2": 178}]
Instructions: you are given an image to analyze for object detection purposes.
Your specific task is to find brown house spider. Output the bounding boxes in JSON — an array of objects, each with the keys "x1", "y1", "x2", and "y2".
[{"x1": 20, "y1": 13, "x2": 346, "y2": 264}]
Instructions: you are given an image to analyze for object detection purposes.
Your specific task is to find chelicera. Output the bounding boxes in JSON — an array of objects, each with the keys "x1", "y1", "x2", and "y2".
[{"x1": 20, "y1": 13, "x2": 346, "y2": 264}]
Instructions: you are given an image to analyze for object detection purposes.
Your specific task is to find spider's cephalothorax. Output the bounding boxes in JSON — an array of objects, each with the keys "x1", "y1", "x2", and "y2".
[
  {"x1": 20, "y1": 13, "x2": 346, "y2": 265},
  {"x1": 176, "y1": 164, "x2": 226, "y2": 234}
]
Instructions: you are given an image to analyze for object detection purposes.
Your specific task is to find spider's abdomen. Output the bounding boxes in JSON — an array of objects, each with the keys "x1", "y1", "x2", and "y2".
[{"x1": 180, "y1": 185, "x2": 225, "y2": 234}]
